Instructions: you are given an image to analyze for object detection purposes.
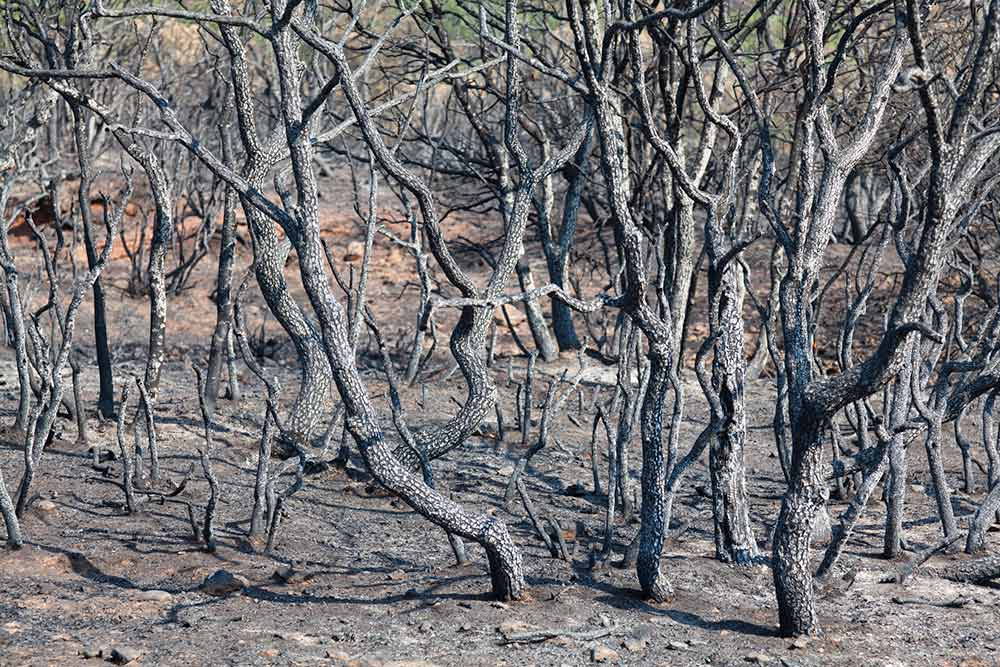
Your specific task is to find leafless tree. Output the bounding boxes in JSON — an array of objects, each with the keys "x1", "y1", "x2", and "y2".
[{"x1": 2, "y1": 0, "x2": 1000, "y2": 648}]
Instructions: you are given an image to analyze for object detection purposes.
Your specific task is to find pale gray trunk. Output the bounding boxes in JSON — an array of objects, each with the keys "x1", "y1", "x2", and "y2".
[{"x1": 516, "y1": 259, "x2": 558, "y2": 362}]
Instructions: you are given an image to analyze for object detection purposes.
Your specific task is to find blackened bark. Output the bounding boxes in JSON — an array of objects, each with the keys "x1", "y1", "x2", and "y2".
[
  {"x1": 923, "y1": 423, "x2": 958, "y2": 539},
  {"x1": 884, "y1": 354, "x2": 914, "y2": 557},
  {"x1": 566, "y1": 0, "x2": 694, "y2": 602},
  {"x1": 71, "y1": 107, "x2": 115, "y2": 418},
  {"x1": 545, "y1": 128, "x2": 592, "y2": 352},
  {"x1": 212, "y1": 0, "x2": 333, "y2": 453},
  {"x1": 194, "y1": 367, "x2": 220, "y2": 552},
  {"x1": 225, "y1": 329, "x2": 241, "y2": 401},
  {"x1": 817, "y1": 439, "x2": 891, "y2": 578},
  {"x1": 708, "y1": 267, "x2": 757, "y2": 565},
  {"x1": 205, "y1": 181, "x2": 239, "y2": 416},
  {"x1": 70, "y1": 355, "x2": 87, "y2": 446},
  {"x1": 116, "y1": 382, "x2": 136, "y2": 514},
  {"x1": 266, "y1": 13, "x2": 527, "y2": 599},
  {"x1": 933, "y1": 553, "x2": 1000, "y2": 584},
  {"x1": 954, "y1": 406, "x2": 975, "y2": 493},
  {"x1": 13, "y1": 186, "x2": 124, "y2": 517},
  {"x1": 966, "y1": 479, "x2": 1000, "y2": 554},
  {"x1": 772, "y1": 417, "x2": 826, "y2": 636},
  {"x1": 139, "y1": 154, "x2": 173, "y2": 398},
  {"x1": 134, "y1": 376, "x2": 159, "y2": 482},
  {"x1": 668, "y1": 195, "x2": 699, "y2": 358},
  {"x1": 250, "y1": 222, "x2": 333, "y2": 455},
  {"x1": 636, "y1": 349, "x2": 673, "y2": 601},
  {"x1": 767, "y1": 0, "x2": 906, "y2": 634}
]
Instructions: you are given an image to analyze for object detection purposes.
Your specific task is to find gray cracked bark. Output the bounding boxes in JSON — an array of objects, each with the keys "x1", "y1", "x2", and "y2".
[
  {"x1": 205, "y1": 180, "x2": 236, "y2": 415},
  {"x1": 204, "y1": 144, "x2": 240, "y2": 417},
  {"x1": 211, "y1": 0, "x2": 332, "y2": 455},
  {"x1": 137, "y1": 151, "x2": 173, "y2": 399},
  {"x1": 267, "y1": 7, "x2": 529, "y2": 598},
  {"x1": 767, "y1": 1, "x2": 907, "y2": 634},
  {"x1": 0, "y1": 457, "x2": 20, "y2": 548},
  {"x1": 707, "y1": 257, "x2": 757, "y2": 565}
]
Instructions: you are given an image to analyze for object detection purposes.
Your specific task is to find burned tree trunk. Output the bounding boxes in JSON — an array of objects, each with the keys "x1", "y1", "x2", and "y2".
[
  {"x1": 772, "y1": 415, "x2": 828, "y2": 636},
  {"x1": 70, "y1": 106, "x2": 115, "y2": 419},
  {"x1": 212, "y1": 0, "x2": 333, "y2": 454},
  {"x1": 708, "y1": 267, "x2": 757, "y2": 565},
  {"x1": 546, "y1": 132, "x2": 590, "y2": 352},
  {"x1": 204, "y1": 180, "x2": 239, "y2": 417},
  {"x1": 243, "y1": 8, "x2": 530, "y2": 598},
  {"x1": 138, "y1": 156, "x2": 173, "y2": 399},
  {"x1": 884, "y1": 350, "x2": 914, "y2": 558},
  {"x1": 0, "y1": 209, "x2": 30, "y2": 433},
  {"x1": 0, "y1": 459, "x2": 20, "y2": 548},
  {"x1": 636, "y1": 348, "x2": 673, "y2": 601},
  {"x1": 966, "y1": 479, "x2": 1000, "y2": 554},
  {"x1": 516, "y1": 259, "x2": 558, "y2": 362},
  {"x1": 13, "y1": 184, "x2": 124, "y2": 516}
]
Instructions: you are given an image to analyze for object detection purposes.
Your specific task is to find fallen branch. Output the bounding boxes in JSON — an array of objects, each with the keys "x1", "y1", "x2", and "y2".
[
  {"x1": 499, "y1": 626, "x2": 618, "y2": 645},
  {"x1": 882, "y1": 534, "x2": 963, "y2": 584},
  {"x1": 891, "y1": 595, "x2": 973, "y2": 608},
  {"x1": 930, "y1": 553, "x2": 1000, "y2": 585}
]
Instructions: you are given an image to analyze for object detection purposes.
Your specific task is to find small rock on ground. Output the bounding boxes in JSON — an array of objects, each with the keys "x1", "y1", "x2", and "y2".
[
  {"x1": 79, "y1": 645, "x2": 106, "y2": 659},
  {"x1": 133, "y1": 590, "x2": 172, "y2": 602},
  {"x1": 35, "y1": 500, "x2": 57, "y2": 512},
  {"x1": 622, "y1": 635, "x2": 648, "y2": 652},
  {"x1": 200, "y1": 569, "x2": 249, "y2": 596},
  {"x1": 109, "y1": 646, "x2": 142, "y2": 664}
]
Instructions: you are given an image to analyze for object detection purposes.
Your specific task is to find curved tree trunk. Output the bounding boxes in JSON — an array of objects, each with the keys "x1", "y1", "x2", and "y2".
[
  {"x1": 267, "y1": 15, "x2": 527, "y2": 599},
  {"x1": 966, "y1": 478, "x2": 1000, "y2": 554},
  {"x1": 212, "y1": 0, "x2": 333, "y2": 455},
  {"x1": 247, "y1": 214, "x2": 332, "y2": 454},
  {"x1": 393, "y1": 304, "x2": 498, "y2": 467}
]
